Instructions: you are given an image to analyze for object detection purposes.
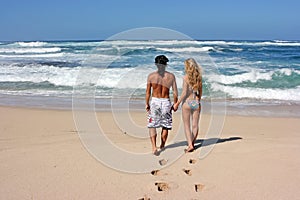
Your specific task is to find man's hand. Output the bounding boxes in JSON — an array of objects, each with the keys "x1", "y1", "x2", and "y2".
[
  {"x1": 145, "y1": 104, "x2": 150, "y2": 112},
  {"x1": 172, "y1": 103, "x2": 179, "y2": 112},
  {"x1": 171, "y1": 105, "x2": 176, "y2": 112}
]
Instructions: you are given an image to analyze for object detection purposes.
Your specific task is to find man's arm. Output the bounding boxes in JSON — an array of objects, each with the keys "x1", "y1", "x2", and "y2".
[
  {"x1": 172, "y1": 74, "x2": 178, "y2": 104},
  {"x1": 145, "y1": 76, "x2": 152, "y2": 111},
  {"x1": 173, "y1": 77, "x2": 187, "y2": 111}
]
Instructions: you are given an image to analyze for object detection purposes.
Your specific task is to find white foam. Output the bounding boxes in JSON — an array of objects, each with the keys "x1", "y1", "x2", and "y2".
[
  {"x1": 157, "y1": 46, "x2": 214, "y2": 53},
  {"x1": 0, "y1": 53, "x2": 64, "y2": 58},
  {"x1": 195, "y1": 40, "x2": 300, "y2": 46},
  {"x1": 0, "y1": 63, "x2": 154, "y2": 88},
  {"x1": 17, "y1": 41, "x2": 48, "y2": 47},
  {"x1": 96, "y1": 68, "x2": 152, "y2": 88},
  {"x1": 0, "y1": 64, "x2": 79, "y2": 86},
  {"x1": 231, "y1": 41, "x2": 300, "y2": 46},
  {"x1": 211, "y1": 83, "x2": 300, "y2": 101},
  {"x1": 100, "y1": 40, "x2": 201, "y2": 46},
  {"x1": 207, "y1": 70, "x2": 271, "y2": 84},
  {"x1": 207, "y1": 68, "x2": 298, "y2": 85},
  {"x1": 0, "y1": 47, "x2": 61, "y2": 54}
]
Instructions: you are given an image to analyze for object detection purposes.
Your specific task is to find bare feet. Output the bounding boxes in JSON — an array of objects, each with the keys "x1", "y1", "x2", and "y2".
[
  {"x1": 159, "y1": 145, "x2": 166, "y2": 152},
  {"x1": 184, "y1": 146, "x2": 195, "y2": 153},
  {"x1": 153, "y1": 149, "x2": 160, "y2": 156}
]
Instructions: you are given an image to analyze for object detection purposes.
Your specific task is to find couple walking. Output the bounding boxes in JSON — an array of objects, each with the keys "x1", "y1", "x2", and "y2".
[{"x1": 145, "y1": 55, "x2": 202, "y2": 156}]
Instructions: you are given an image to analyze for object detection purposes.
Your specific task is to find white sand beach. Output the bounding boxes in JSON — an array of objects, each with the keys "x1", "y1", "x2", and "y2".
[
  {"x1": 0, "y1": 107, "x2": 300, "y2": 199},
  {"x1": 0, "y1": 106, "x2": 300, "y2": 199}
]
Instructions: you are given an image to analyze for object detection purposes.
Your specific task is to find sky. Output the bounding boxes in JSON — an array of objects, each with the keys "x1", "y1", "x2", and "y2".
[{"x1": 0, "y1": 0, "x2": 300, "y2": 41}]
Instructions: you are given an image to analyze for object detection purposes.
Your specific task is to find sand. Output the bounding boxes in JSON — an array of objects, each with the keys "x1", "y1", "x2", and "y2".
[{"x1": 0, "y1": 106, "x2": 300, "y2": 199}]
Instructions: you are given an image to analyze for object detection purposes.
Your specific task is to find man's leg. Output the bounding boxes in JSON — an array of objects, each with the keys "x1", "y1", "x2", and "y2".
[
  {"x1": 149, "y1": 128, "x2": 158, "y2": 155},
  {"x1": 160, "y1": 99, "x2": 172, "y2": 150},
  {"x1": 160, "y1": 128, "x2": 168, "y2": 149}
]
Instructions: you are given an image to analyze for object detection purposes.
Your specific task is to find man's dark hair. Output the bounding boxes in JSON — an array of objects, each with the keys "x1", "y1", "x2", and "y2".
[{"x1": 155, "y1": 55, "x2": 169, "y2": 65}]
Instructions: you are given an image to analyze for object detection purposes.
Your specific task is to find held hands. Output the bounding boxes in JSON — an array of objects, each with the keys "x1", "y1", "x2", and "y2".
[{"x1": 172, "y1": 102, "x2": 179, "y2": 112}]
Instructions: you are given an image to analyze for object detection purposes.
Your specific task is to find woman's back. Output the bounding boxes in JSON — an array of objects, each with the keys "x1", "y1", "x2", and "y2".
[{"x1": 183, "y1": 75, "x2": 201, "y2": 101}]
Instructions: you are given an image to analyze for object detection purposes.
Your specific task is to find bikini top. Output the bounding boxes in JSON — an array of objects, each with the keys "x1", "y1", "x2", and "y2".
[
  {"x1": 182, "y1": 77, "x2": 200, "y2": 101},
  {"x1": 187, "y1": 83, "x2": 199, "y2": 100}
]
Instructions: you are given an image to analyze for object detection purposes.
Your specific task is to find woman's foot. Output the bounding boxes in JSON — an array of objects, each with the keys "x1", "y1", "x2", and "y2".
[
  {"x1": 184, "y1": 146, "x2": 195, "y2": 153},
  {"x1": 159, "y1": 144, "x2": 166, "y2": 152}
]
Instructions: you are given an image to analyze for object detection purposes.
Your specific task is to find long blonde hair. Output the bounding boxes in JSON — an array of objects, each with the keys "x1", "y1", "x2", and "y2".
[{"x1": 184, "y1": 58, "x2": 202, "y2": 91}]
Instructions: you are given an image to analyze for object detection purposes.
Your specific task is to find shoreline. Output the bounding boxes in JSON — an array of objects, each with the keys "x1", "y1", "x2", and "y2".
[{"x1": 1, "y1": 94, "x2": 300, "y2": 118}]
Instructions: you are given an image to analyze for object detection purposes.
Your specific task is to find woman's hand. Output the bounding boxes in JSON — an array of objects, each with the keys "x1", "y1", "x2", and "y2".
[{"x1": 173, "y1": 103, "x2": 179, "y2": 111}]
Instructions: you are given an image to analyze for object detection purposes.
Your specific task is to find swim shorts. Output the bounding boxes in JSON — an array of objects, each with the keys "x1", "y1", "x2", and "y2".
[{"x1": 147, "y1": 97, "x2": 172, "y2": 130}]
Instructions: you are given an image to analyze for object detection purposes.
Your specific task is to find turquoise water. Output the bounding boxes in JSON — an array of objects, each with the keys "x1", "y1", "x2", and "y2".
[{"x1": 0, "y1": 40, "x2": 299, "y2": 112}]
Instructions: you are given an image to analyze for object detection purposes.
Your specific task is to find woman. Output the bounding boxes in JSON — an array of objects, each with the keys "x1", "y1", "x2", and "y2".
[{"x1": 173, "y1": 58, "x2": 202, "y2": 153}]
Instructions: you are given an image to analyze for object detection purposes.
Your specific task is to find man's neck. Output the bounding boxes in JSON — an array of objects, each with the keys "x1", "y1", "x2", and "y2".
[{"x1": 157, "y1": 69, "x2": 166, "y2": 77}]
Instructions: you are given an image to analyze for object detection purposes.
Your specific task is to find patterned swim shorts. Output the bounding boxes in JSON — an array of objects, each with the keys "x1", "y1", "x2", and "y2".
[{"x1": 147, "y1": 97, "x2": 172, "y2": 130}]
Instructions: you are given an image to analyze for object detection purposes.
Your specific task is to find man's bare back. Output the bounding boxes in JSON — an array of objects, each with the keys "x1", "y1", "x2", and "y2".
[
  {"x1": 147, "y1": 71, "x2": 176, "y2": 98},
  {"x1": 145, "y1": 66, "x2": 178, "y2": 112}
]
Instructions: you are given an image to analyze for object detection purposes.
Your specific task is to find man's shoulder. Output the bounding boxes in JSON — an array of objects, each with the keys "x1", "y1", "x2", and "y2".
[
  {"x1": 149, "y1": 71, "x2": 159, "y2": 76},
  {"x1": 147, "y1": 72, "x2": 160, "y2": 81},
  {"x1": 165, "y1": 71, "x2": 175, "y2": 77}
]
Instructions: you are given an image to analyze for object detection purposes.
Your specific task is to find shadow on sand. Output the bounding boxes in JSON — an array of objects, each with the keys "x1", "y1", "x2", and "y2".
[{"x1": 165, "y1": 136, "x2": 243, "y2": 150}]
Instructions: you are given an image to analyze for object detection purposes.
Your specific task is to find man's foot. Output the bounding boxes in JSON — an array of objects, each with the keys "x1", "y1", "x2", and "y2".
[{"x1": 153, "y1": 149, "x2": 160, "y2": 156}]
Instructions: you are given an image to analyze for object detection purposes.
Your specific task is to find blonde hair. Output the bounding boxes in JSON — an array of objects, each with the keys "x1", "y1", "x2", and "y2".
[{"x1": 184, "y1": 58, "x2": 202, "y2": 91}]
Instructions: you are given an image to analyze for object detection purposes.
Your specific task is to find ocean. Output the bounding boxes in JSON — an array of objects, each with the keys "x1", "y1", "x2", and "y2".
[{"x1": 0, "y1": 40, "x2": 300, "y2": 116}]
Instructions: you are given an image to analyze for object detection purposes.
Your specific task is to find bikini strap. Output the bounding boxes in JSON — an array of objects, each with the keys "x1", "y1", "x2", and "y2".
[{"x1": 193, "y1": 90, "x2": 198, "y2": 99}]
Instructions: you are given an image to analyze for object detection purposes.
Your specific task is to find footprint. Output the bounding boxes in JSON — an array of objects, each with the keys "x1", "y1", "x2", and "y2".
[
  {"x1": 155, "y1": 182, "x2": 169, "y2": 192},
  {"x1": 151, "y1": 170, "x2": 160, "y2": 176},
  {"x1": 159, "y1": 159, "x2": 168, "y2": 166},
  {"x1": 138, "y1": 195, "x2": 150, "y2": 200},
  {"x1": 183, "y1": 168, "x2": 192, "y2": 176},
  {"x1": 189, "y1": 159, "x2": 196, "y2": 164},
  {"x1": 195, "y1": 183, "x2": 205, "y2": 192}
]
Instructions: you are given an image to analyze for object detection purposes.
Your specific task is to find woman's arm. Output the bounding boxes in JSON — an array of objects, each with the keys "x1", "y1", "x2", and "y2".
[
  {"x1": 173, "y1": 77, "x2": 188, "y2": 110},
  {"x1": 198, "y1": 79, "x2": 202, "y2": 100}
]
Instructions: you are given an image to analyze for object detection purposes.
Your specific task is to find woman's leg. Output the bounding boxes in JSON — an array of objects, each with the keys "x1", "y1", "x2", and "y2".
[
  {"x1": 182, "y1": 104, "x2": 194, "y2": 151},
  {"x1": 191, "y1": 105, "x2": 201, "y2": 146}
]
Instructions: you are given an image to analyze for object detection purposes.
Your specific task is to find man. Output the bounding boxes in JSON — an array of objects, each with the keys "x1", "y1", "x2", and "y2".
[{"x1": 145, "y1": 55, "x2": 178, "y2": 156}]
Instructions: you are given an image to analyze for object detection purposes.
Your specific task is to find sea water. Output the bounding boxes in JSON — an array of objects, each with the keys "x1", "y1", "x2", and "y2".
[{"x1": 0, "y1": 40, "x2": 299, "y2": 117}]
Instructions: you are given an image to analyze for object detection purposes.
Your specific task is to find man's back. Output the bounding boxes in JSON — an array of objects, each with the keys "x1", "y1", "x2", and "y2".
[{"x1": 148, "y1": 71, "x2": 175, "y2": 98}]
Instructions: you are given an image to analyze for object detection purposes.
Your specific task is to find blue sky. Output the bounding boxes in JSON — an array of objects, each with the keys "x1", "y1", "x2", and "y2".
[{"x1": 1, "y1": 0, "x2": 299, "y2": 41}]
